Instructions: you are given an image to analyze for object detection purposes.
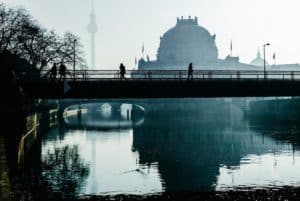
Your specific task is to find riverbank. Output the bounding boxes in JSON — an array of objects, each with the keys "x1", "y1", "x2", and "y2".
[
  {"x1": 11, "y1": 187, "x2": 300, "y2": 201},
  {"x1": 75, "y1": 187, "x2": 300, "y2": 201}
]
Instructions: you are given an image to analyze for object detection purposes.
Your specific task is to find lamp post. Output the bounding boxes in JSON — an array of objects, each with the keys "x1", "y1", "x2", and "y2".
[
  {"x1": 263, "y1": 43, "x2": 270, "y2": 79},
  {"x1": 73, "y1": 39, "x2": 77, "y2": 81}
]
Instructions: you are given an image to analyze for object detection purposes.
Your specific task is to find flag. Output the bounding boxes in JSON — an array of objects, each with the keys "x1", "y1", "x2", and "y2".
[
  {"x1": 230, "y1": 40, "x2": 233, "y2": 56},
  {"x1": 273, "y1": 53, "x2": 276, "y2": 60},
  {"x1": 142, "y1": 43, "x2": 144, "y2": 54}
]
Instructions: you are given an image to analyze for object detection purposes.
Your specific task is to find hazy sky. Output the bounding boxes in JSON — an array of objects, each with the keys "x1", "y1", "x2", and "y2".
[{"x1": 2, "y1": 0, "x2": 300, "y2": 69}]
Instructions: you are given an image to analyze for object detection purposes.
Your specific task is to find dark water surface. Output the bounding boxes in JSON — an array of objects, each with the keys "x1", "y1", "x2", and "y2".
[{"x1": 25, "y1": 99, "x2": 300, "y2": 198}]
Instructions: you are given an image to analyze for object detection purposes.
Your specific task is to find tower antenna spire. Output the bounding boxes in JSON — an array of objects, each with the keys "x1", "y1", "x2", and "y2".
[
  {"x1": 87, "y1": 0, "x2": 98, "y2": 70},
  {"x1": 91, "y1": 0, "x2": 95, "y2": 14}
]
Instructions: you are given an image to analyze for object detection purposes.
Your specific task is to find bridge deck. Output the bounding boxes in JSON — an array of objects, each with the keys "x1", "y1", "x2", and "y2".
[{"x1": 20, "y1": 79, "x2": 300, "y2": 99}]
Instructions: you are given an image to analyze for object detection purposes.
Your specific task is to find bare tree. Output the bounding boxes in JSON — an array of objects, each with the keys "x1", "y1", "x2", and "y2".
[
  {"x1": 0, "y1": 4, "x2": 86, "y2": 74},
  {"x1": 58, "y1": 32, "x2": 86, "y2": 70}
]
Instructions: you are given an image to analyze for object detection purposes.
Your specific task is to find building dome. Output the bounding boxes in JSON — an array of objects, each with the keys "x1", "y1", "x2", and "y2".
[
  {"x1": 250, "y1": 50, "x2": 268, "y2": 67},
  {"x1": 157, "y1": 17, "x2": 219, "y2": 65}
]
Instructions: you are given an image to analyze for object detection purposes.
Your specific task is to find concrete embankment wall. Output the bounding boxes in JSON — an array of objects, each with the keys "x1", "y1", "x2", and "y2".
[
  {"x1": 0, "y1": 108, "x2": 57, "y2": 201},
  {"x1": 18, "y1": 109, "x2": 58, "y2": 165},
  {"x1": 0, "y1": 136, "x2": 11, "y2": 201}
]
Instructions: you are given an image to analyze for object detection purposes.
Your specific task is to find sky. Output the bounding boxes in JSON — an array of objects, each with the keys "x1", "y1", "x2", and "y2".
[{"x1": 2, "y1": 0, "x2": 300, "y2": 69}]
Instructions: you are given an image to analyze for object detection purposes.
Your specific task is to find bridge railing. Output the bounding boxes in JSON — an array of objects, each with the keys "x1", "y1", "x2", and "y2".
[{"x1": 28, "y1": 70, "x2": 300, "y2": 81}]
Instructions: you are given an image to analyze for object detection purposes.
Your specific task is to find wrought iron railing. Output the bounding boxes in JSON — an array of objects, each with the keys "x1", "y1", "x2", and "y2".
[{"x1": 21, "y1": 70, "x2": 300, "y2": 81}]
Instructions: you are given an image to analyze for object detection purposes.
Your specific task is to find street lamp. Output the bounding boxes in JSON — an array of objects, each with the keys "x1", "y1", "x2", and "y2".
[
  {"x1": 73, "y1": 39, "x2": 77, "y2": 81},
  {"x1": 263, "y1": 43, "x2": 270, "y2": 79}
]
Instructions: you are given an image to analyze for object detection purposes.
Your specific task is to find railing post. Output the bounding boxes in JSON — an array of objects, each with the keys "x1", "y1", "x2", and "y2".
[
  {"x1": 148, "y1": 71, "x2": 152, "y2": 80},
  {"x1": 208, "y1": 71, "x2": 212, "y2": 79}
]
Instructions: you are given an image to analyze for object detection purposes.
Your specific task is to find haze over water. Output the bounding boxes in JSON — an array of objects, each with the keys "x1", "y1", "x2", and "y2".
[{"x1": 24, "y1": 99, "x2": 300, "y2": 197}]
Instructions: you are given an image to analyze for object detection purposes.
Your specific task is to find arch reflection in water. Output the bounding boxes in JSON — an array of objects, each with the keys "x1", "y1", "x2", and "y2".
[
  {"x1": 63, "y1": 103, "x2": 145, "y2": 130},
  {"x1": 38, "y1": 99, "x2": 300, "y2": 196}
]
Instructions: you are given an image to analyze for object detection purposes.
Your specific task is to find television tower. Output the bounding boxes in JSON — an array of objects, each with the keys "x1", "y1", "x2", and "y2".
[{"x1": 87, "y1": 0, "x2": 98, "y2": 69}]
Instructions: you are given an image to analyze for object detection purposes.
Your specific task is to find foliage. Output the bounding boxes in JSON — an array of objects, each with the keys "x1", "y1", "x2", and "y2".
[
  {"x1": 41, "y1": 145, "x2": 89, "y2": 199},
  {"x1": 0, "y1": 3, "x2": 86, "y2": 72}
]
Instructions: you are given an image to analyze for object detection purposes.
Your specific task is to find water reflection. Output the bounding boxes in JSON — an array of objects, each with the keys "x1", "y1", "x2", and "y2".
[
  {"x1": 41, "y1": 145, "x2": 89, "y2": 199},
  {"x1": 35, "y1": 99, "x2": 300, "y2": 197},
  {"x1": 249, "y1": 121, "x2": 300, "y2": 148},
  {"x1": 63, "y1": 103, "x2": 145, "y2": 130},
  {"x1": 132, "y1": 100, "x2": 299, "y2": 192},
  {"x1": 42, "y1": 127, "x2": 163, "y2": 196},
  {"x1": 217, "y1": 152, "x2": 300, "y2": 190}
]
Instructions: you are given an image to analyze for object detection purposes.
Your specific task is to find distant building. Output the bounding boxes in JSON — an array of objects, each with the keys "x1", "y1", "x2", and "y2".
[
  {"x1": 138, "y1": 17, "x2": 259, "y2": 70},
  {"x1": 250, "y1": 50, "x2": 268, "y2": 67},
  {"x1": 270, "y1": 63, "x2": 300, "y2": 70},
  {"x1": 138, "y1": 17, "x2": 300, "y2": 71},
  {"x1": 249, "y1": 50, "x2": 300, "y2": 70}
]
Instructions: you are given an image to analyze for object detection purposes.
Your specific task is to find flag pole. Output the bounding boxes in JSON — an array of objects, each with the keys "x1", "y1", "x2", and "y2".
[{"x1": 142, "y1": 43, "x2": 145, "y2": 59}]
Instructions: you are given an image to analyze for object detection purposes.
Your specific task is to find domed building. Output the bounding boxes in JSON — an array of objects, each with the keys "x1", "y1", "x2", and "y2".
[
  {"x1": 138, "y1": 16, "x2": 256, "y2": 70},
  {"x1": 157, "y1": 17, "x2": 218, "y2": 65},
  {"x1": 250, "y1": 50, "x2": 268, "y2": 67}
]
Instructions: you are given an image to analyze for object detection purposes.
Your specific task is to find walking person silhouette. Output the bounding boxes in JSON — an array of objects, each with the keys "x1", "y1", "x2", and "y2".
[
  {"x1": 49, "y1": 63, "x2": 57, "y2": 81},
  {"x1": 59, "y1": 62, "x2": 67, "y2": 81},
  {"x1": 119, "y1": 63, "x2": 126, "y2": 80},
  {"x1": 188, "y1": 62, "x2": 193, "y2": 80}
]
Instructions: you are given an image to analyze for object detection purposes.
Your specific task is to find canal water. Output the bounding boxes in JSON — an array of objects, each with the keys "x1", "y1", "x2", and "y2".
[{"x1": 21, "y1": 99, "x2": 300, "y2": 198}]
